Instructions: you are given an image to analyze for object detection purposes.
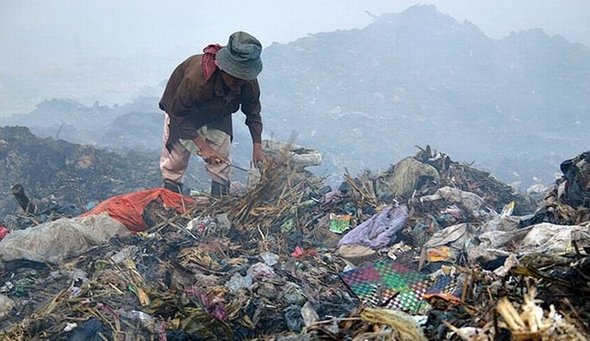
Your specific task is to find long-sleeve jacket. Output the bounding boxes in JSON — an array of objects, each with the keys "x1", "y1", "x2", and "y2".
[{"x1": 159, "y1": 54, "x2": 262, "y2": 149}]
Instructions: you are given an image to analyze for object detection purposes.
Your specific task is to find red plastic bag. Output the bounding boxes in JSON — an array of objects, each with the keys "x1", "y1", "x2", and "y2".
[{"x1": 81, "y1": 188, "x2": 195, "y2": 232}]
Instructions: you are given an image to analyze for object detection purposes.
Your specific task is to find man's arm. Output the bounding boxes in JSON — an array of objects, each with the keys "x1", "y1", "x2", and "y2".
[{"x1": 242, "y1": 79, "x2": 264, "y2": 164}]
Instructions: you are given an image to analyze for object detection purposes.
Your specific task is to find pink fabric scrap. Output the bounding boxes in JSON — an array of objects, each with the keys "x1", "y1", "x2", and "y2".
[
  {"x1": 0, "y1": 226, "x2": 9, "y2": 240},
  {"x1": 291, "y1": 246, "x2": 318, "y2": 258}
]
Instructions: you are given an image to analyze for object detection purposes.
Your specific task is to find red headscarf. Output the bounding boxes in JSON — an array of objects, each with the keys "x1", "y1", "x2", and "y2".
[{"x1": 202, "y1": 44, "x2": 222, "y2": 81}]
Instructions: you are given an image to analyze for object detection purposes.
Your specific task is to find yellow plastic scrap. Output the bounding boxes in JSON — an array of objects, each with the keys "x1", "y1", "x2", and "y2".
[
  {"x1": 426, "y1": 246, "x2": 452, "y2": 262},
  {"x1": 501, "y1": 201, "x2": 515, "y2": 218},
  {"x1": 121, "y1": 258, "x2": 145, "y2": 284},
  {"x1": 239, "y1": 315, "x2": 255, "y2": 329},
  {"x1": 169, "y1": 317, "x2": 181, "y2": 329},
  {"x1": 136, "y1": 287, "x2": 151, "y2": 306},
  {"x1": 128, "y1": 284, "x2": 151, "y2": 306}
]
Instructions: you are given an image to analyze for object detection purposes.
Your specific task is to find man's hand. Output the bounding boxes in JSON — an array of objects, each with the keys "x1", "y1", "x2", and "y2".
[
  {"x1": 194, "y1": 136, "x2": 228, "y2": 165},
  {"x1": 253, "y1": 142, "x2": 264, "y2": 168}
]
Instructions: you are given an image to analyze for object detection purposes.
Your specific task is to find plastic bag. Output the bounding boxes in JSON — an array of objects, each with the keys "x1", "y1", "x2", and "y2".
[{"x1": 338, "y1": 205, "x2": 408, "y2": 249}]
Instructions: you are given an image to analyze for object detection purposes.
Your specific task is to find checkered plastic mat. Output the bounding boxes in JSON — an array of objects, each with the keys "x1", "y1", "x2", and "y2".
[{"x1": 340, "y1": 259, "x2": 459, "y2": 314}]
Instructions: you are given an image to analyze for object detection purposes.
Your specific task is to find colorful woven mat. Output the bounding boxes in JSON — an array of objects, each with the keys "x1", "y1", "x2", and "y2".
[{"x1": 340, "y1": 258, "x2": 459, "y2": 314}]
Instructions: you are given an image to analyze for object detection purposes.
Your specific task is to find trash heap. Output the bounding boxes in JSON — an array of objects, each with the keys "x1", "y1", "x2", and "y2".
[
  {"x1": 0, "y1": 144, "x2": 588, "y2": 340},
  {"x1": 0, "y1": 126, "x2": 162, "y2": 219}
]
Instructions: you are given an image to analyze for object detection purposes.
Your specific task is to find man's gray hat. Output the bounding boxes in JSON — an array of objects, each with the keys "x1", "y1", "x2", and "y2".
[{"x1": 216, "y1": 31, "x2": 263, "y2": 80}]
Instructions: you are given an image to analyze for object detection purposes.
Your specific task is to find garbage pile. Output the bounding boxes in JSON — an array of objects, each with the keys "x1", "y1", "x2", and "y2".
[
  {"x1": 0, "y1": 126, "x2": 162, "y2": 220},
  {"x1": 0, "y1": 144, "x2": 588, "y2": 340}
]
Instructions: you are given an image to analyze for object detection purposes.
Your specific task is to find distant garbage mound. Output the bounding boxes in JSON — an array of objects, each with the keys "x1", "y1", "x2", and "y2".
[
  {"x1": 0, "y1": 126, "x2": 162, "y2": 218},
  {"x1": 0, "y1": 140, "x2": 588, "y2": 339}
]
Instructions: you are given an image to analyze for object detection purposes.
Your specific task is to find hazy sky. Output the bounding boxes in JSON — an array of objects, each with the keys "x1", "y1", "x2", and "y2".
[
  {"x1": 0, "y1": 0, "x2": 588, "y2": 116},
  {"x1": 1, "y1": 0, "x2": 589, "y2": 68}
]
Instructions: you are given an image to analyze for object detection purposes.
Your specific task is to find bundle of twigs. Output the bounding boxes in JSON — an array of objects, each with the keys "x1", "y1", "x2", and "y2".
[{"x1": 195, "y1": 154, "x2": 323, "y2": 233}]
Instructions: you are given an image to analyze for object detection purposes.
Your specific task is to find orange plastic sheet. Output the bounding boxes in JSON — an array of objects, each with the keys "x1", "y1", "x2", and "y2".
[{"x1": 82, "y1": 188, "x2": 195, "y2": 232}]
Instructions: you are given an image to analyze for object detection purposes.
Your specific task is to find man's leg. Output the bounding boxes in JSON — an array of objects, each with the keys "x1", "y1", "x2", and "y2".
[
  {"x1": 203, "y1": 133, "x2": 232, "y2": 197},
  {"x1": 160, "y1": 114, "x2": 190, "y2": 193}
]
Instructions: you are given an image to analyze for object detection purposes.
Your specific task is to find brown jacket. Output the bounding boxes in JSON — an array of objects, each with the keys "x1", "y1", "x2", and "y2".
[{"x1": 159, "y1": 54, "x2": 262, "y2": 149}]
